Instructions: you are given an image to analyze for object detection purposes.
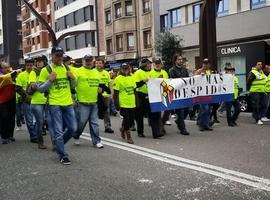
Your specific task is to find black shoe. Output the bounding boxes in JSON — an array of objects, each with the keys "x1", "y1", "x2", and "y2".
[
  {"x1": 138, "y1": 133, "x2": 145, "y2": 138},
  {"x1": 214, "y1": 119, "x2": 220, "y2": 123},
  {"x1": 42, "y1": 131, "x2": 47, "y2": 136},
  {"x1": 180, "y1": 130, "x2": 190, "y2": 135},
  {"x1": 60, "y1": 157, "x2": 71, "y2": 165},
  {"x1": 228, "y1": 122, "x2": 235, "y2": 127},
  {"x1": 30, "y1": 138, "x2": 38, "y2": 143},
  {"x1": 105, "y1": 128, "x2": 114, "y2": 134},
  {"x1": 153, "y1": 134, "x2": 164, "y2": 139},
  {"x1": 209, "y1": 120, "x2": 215, "y2": 127},
  {"x1": 2, "y1": 139, "x2": 9, "y2": 144},
  {"x1": 130, "y1": 126, "x2": 136, "y2": 131},
  {"x1": 204, "y1": 127, "x2": 213, "y2": 131},
  {"x1": 232, "y1": 121, "x2": 238, "y2": 126},
  {"x1": 9, "y1": 137, "x2": 16, "y2": 142}
]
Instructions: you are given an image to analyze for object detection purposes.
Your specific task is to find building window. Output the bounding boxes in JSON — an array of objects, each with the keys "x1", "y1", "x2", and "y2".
[
  {"x1": 115, "y1": 3, "x2": 122, "y2": 19},
  {"x1": 116, "y1": 35, "x2": 123, "y2": 52},
  {"x1": 127, "y1": 33, "x2": 134, "y2": 50},
  {"x1": 217, "y1": 0, "x2": 229, "y2": 16},
  {"x1": 87, "y1": 5, "x2": 94, "y2": 21},
  {"x1": 85, "y1": 32, "x2": 96, "y2": 47},
  {"x1": 143, "y1": 30, "x2": 152, "y2": 49},
  {"x1": 105, "y1": 10, "x2": 111, "y2": 24},
  {"x1": 37, "y1": 36, "x2": 40, "y2": 44},
  {"x1": 171, "y1": 8, "x2": 181, "y2": 27},
  {"x1": 143, "y1": 0, "x2": 151, "y2": 13},
  {"x1": 65, "y1": 37, "x2": 71, "y2": 51},
  {"x1": 160, "y1": 14, "x2": 168, "y2": 31},
  {"x1": 251, "y1": 0, "x2": 266, "y2": 9},
  {"x1": 106, "y1": 39, "x2": 113, "y2": 55},
  {"x1": 193, "y1": 4, "x2": 201, "y2": 22},
  {"x1": 125, "y1": 1, "x2": 133, "y2": 16}
]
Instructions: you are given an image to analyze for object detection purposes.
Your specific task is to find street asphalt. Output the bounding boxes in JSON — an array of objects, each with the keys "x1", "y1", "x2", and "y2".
[{"x1": 0, "y1": 113, "x2": 270, "y2": 200}]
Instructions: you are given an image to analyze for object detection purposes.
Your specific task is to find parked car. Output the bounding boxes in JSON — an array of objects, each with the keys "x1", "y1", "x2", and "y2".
[{"x1": 238, "y1": 92, "x2": 252, "y2": 112}]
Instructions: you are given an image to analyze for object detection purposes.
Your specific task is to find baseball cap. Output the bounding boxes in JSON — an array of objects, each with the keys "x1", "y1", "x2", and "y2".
[
  {"x1": 51, "y1": 46, "x2": 64, "y2": 55},
  {"x1": 202, "y1": 58, "x2": 210, "y2": 64},
  {"x1": 83, "y1": 54, "x2": 93, "y2": 61},
  {"x1": 153, "y1": 58, "x2": 162, "y2": 64},
  {"x1": 141, "y1": 58, "x2": 152, "y2": 65},
  {"x1": 120, "y1": 63, "x2": 129, "y2": 69},
  {"x1": 25, "y1": 58, "x2": 35, "y2": 64},
  {"x1": 63, "y1": 55, "x2": 72, "y2": 62}
]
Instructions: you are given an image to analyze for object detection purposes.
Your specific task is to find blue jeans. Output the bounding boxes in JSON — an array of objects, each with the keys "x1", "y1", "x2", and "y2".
[
  {"x1": 75, "y1": 103, "x2": 100, "y2": 145},
  {"x1": 226, "y1": 100, "x2": 240, "y2": 124},
  {"x1": 23, "y1": 103, "x2": 37, "y2": 140},
  {"x1": 31, "y1": 104, "x2": 45, "y2": 138},
  {"x1": 261, "y1": 94, "x2": 270, "y2": 118},
  {"x1": 45, "y1": 106, "x2": 55, "y2": 142},
  {"x1": 49, "y1": 105, "x2": 77, "y2": 159},
  {"x1": 198, "y1": 104, "x2": 210, "y2": 128}
]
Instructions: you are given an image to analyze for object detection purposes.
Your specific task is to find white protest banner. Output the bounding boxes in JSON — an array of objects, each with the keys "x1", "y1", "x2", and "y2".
[{"x1": 147, "y1": 74, "x2": 234, "y2": 112}]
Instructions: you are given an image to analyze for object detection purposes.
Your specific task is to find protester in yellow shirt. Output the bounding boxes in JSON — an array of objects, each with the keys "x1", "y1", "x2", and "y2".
[
  {"x1": 114, "y1": 63, "x2": 136, "y2": 144},
  {"x1": 95, "y1": 57, "x2": 114, "y2": 134}
]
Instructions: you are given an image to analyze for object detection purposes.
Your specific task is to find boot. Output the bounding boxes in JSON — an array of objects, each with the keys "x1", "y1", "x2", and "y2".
[
  {"x1": 120, "y1": 128, "x2": 126, "y2": 140},
  {"x1": 126, "y1": 131, "x2": 134, "y2": 144},
  {"x1": 38, "y1": 136, "x2": 47, "y2": 149}
]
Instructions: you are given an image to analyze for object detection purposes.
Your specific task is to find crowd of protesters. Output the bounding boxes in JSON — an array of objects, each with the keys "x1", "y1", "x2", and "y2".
[{"x1": 0, "y1": 46, "x2": 269, "y2": 165}]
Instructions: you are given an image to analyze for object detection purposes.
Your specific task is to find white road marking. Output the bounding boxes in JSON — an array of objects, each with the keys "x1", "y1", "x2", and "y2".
[
  {"x1": 81, "y1": 133, "x2": 270, "y2": 191},
  {"x1": 137, "y1": 179, "x2": 153, "y2": 184}
]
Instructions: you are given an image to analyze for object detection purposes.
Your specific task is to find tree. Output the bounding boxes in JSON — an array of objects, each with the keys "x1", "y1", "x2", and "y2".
[{"x1": 155, "y1": 31, "x2": 183, "y2": 70}]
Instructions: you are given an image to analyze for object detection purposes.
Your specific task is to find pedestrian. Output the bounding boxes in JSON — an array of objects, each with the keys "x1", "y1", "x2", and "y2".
[
  {"x1": 168, "y1": 54, "x2": 190, "y2": 135},
  {"x1": 261, "y1": 64, "x2": 270, "y2": 121},
  {"x1": 247, "y1": 61, "x2": 267, "y2": 125},
  {"x1": 27, "y1": 56, "x2": 48, "y2": 149},
  {"x1": 15, "y1": 93, "x2": 25, "y2": 131},
  {"x1": 195, "y1": 58, "x2": 213, "y2": 132},
  {"x1": 113, "y1": 63, "x2": 136, "y2": 144},
  {"x1": 134, "y1": 58, "x2": 164, "y2": 139},
  {"x1": 73, "y1": 54, "x2": 109, "y2": 148},
  {"x1": 225, "y1": 65, "x2": 240, "y2": 127},
  {"x1": 16, "y1": 58, "x2": 37, "y2": 142},
  {"x1": 95, "y1": 58, "x2": 114, "y2": 134},
  {"x1": 38, "y1": 47, "x2": 77, "y2": 165},
  {"x1": 150, "y1": 58, "x2": 168, "y2": 135},
  {"x1": 0, "y1": 63, "x2": 20, "y2": 144}
]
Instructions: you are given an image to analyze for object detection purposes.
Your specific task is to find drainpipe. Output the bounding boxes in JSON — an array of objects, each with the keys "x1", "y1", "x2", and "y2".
[{"x1": 95, "y1": 0, "x2": 100, "y2": 57}]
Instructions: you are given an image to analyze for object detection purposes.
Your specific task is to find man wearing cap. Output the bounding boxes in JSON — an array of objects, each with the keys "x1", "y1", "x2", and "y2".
[
  {"x1": 27, "y1": 55, "x2": 48, "y2": 149},
  {"x1": 247, "y1": 61, "x2": 267, "y2": 125},
  {"x1": 95, "y1": 57, "x2": 114, "y2": 134},
  {"x1": 73, "y1": 55, "x2": 110, "y2": 148},
  {"x1": 134, "y1": 58, "x2": 163, "y2": 138},
  {"x1": 195, "y1": 58, "x2": 213, "y2": 131},
  {"x1": 225, "y1": 65, "x2": 240, "y2": 127},
  {"x1": 150, "y1": 58, "x2": 168, "y2": 135},
  {"x1": 168, "y1": 54, "x2": 190, "y2": 135},
  {"x1": 16, "y1": 58, "x2": 37, "y2": 142},
  {"x1": 38, "y1": 47, "x2": 77, "y2": 165}
]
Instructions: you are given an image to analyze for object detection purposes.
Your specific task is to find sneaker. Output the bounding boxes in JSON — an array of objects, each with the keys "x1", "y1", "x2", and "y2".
[
  {"x1": 120, "y1": 115, "x2": 123, "y2": 119},
  {"x1": 60, "y1": 157, "x2": 71, "y2": 165},
  {"x1": 95, "y1": 143, "x2": 104, "y2": 149},
  {"x1": 105, "y1": 128, "x2": 114, "y2": 134},
  {"x1": 74, "y1": 139, "x2": 80, "y2": 146},
  {"x1": 257, "y1": 120, "x2": 263, "y2": 125},
  {"x1": 171, "y1": 114, "x2": 176, "y2": 119},
  {"x1": 261, "y1": 117, "x2": 270, "y2": 122},
  {"x1": 165, "y1": 121, "x2": 172, "y2": 126},
  {"x1": 16, "y1": 127, "x2": 22, "y2": 131}
]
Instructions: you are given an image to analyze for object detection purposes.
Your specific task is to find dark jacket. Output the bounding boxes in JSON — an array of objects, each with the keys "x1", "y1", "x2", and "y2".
[
  {"x1": 246, "y1": 72, "x2": 256, "y2": 91},
  {"x1": 169, "y1": 65, "x2": 189, "y2": 79}
]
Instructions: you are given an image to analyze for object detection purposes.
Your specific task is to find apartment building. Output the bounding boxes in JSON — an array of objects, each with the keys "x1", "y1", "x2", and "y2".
[
  {"x1": 159, "y1": 0, "x2": 270, "y2": 92},
  {"x1": 104, "y1": 0, "x2": 160, "y2": 65},
  {"x1": 54, "y1": 0, "x2": 98, "y2": 60},
  {"x1": 0, "y1": 0, "x2": 24, "y2": 68},
  {"x1": 21, "y1": 0, "x2": 53, "y2": 58}
]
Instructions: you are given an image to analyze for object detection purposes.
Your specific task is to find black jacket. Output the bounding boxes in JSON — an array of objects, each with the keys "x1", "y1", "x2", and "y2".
[{"x1": 169, "y1": 65, "x2": 189, "y2": 79}]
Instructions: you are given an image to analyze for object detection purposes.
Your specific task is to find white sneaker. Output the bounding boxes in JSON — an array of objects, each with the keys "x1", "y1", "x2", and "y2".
[
  {"x1": 74, "y1": 139, "x2": 80, "y2": 146},
  {"x1": 16, "y1": 127, "x2": 22, "y2": 131},
  {"x1": 171, "y1": 114, "x2": 176, "y2": 119},
  {"x1": 261, "y1": 117, "x2": 270, "y2": 122},
  {"x1": 165, "y1": 121, "x2": 172, "y2": 126},
  {"x1": 257, "y1": 120, "x2": 264, "y2": 125},
  {"x1": 95, "y1": 143, "x2": 104, "y2": 149},
  {"x1": 120, "y1": 115, "x2": 123, "y2": 119}
]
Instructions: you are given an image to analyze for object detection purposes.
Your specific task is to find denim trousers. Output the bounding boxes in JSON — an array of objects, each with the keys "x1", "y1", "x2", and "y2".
[{"x1": 23, "y1": 103, "x2": 37, "y2": 140}]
